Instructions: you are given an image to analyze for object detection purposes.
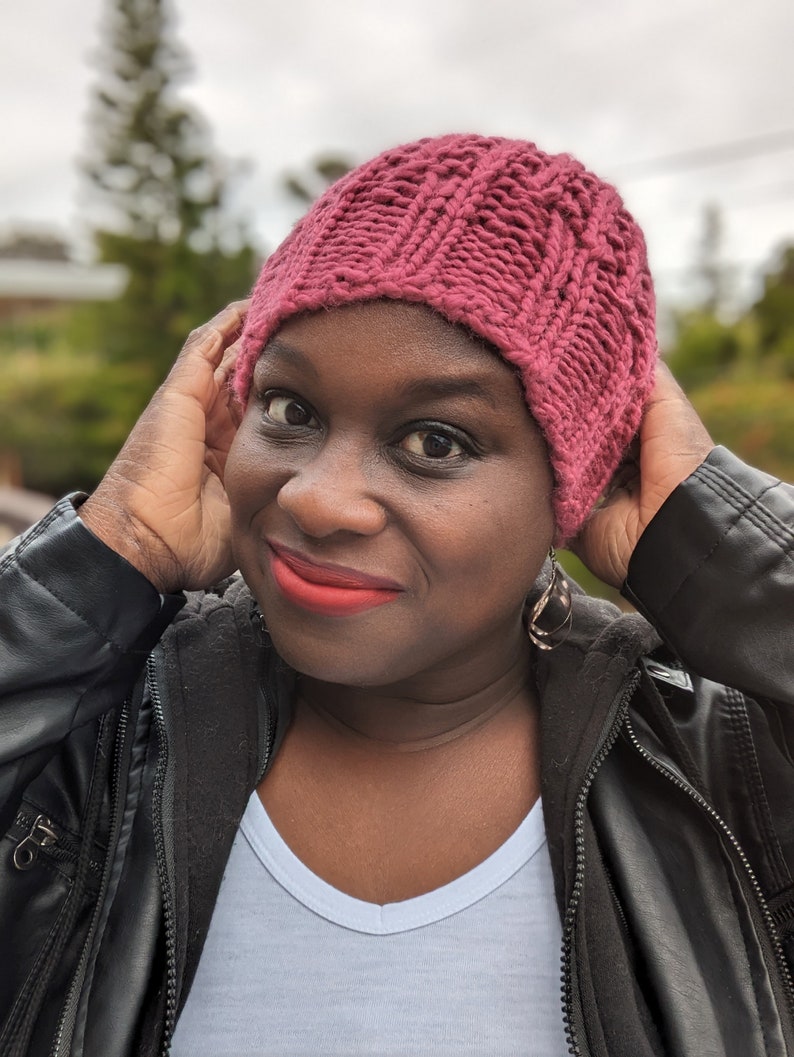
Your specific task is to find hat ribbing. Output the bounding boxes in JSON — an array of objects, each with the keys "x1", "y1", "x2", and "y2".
[{"x1": 235, "y1": 133, "x2": 657, "y2": 544}]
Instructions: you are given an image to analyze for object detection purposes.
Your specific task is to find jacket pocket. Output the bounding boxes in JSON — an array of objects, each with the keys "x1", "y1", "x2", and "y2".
[{"x1": 0, "y1": 805, "x2": 102, "y2": 1053}]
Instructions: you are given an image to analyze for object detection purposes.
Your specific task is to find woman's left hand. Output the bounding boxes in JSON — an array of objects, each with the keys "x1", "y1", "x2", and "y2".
[{"x1": 571, "y1": 363, "x2": 714, "y2": 588}]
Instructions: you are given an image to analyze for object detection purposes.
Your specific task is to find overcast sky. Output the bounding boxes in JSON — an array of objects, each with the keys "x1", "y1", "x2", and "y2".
[{"x1": 3, "y1": 0, "x2": 794, "y2": 318}]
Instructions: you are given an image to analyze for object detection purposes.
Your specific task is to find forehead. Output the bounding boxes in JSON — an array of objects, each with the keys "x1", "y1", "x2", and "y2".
[{"x1": 260, "y1": 300, "x2": 524, "y2": 395}]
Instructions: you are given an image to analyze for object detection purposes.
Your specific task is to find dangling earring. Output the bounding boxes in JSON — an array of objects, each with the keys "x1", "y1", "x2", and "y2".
[{"x1": 527, "y1": 549, "x2": 572, "y2": 651}]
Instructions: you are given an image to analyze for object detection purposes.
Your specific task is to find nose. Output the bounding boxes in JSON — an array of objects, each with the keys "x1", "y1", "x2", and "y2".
[{"x1": 276, "y1": 441, "x2": 388, "y2": 540}]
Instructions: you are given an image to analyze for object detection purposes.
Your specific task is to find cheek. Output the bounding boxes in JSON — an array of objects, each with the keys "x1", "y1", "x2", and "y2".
[
  {"x1": 486, "y1": 484, "x2": 555, "y2": 593},
  {"x1": 499, "y1": 472, "x2": 554, "y2": 540},
  {"x1": 223, "y1": 430, "x2": 256, "y2": 517},
  {"x1": 488, "y1": 452, "x2": 554, "y2": 528},
  {"x1": 417, "y1": 479, "x2": 554, "y2": 603},
  {"x1": 224, "y1": 425, "x2": 283, "y2": 530}
]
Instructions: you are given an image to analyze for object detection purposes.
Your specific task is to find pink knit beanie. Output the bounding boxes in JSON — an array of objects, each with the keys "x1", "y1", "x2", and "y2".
[{"x1": 235, "y1": 133, "x2": 657, "y2": 544}]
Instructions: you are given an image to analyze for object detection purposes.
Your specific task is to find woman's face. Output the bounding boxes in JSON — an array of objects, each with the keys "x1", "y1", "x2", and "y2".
[{"x1": 225, "y1": 301, "x2": 555, "y2": 691}]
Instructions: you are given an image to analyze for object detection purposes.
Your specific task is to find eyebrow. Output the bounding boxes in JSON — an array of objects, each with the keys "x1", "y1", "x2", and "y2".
[
  {"x1": 394, "y1": 376, "x2": 504, "y2": 410},
  {"x1": 255, "y1": 339, "x2": 319, "y2": 378},
  {"x1": 256, "y1": 339, "x2": 505, "y2": 409}
]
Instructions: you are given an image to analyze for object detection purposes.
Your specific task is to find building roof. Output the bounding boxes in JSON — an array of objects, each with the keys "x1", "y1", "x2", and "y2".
[
  {"x1": 0, "y1": 486, "x2": 55, "y2": 545},
  {"x1": 0, "y1": 259, "x2": 127, "y2": 301}
]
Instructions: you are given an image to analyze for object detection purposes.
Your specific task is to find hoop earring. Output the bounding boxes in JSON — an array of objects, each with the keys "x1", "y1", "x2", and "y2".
[{"x1": 527, "y1": 549, "x2": 572, "y2": 651}]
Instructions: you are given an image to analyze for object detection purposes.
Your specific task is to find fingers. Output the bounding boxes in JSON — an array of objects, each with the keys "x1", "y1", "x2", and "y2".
[
  {"x1": 209, "y1": 335, "x2": 244, "y2": 429},
  {"x1": 214, "y1": 337, "x2": 243, "y2": 390},
  {"x1": 569, "y1": 363, "x2": 714, "y2": 589},
  {"x1": 647, "y1": 360, "x2": 686, "y2": 401},
  {"x1": 645, "y1": 361, "x2": 711, "y2": 434},
  {"x1": 172, "y1": 300, "x2": 250, "y2": 376},
  {"x1": 600, "y1": 437, "x2": 640, "y2": 503},
  {"x1": 78, "y1": 302, "x2": 251, "y2": 592},
  {"x1": 640, "y1": 362, "x2": 714, "y2": 469}
]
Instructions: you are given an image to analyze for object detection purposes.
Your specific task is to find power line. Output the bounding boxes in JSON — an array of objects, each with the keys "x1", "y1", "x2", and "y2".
[
  {"x1": 721, "y1": 184, "x2": 794, "y2": 210},
  {"x1": 613, "y1": 128, "x2": 794, "y2": 180}
]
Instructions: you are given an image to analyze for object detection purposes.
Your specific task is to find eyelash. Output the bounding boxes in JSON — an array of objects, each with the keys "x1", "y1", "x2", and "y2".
[
  {"x1": 257, "y1": 390, "x2": 480, "y2": 469},
  {"x1": 260, "y1": 392, "x2": 318, "y2": 430}
]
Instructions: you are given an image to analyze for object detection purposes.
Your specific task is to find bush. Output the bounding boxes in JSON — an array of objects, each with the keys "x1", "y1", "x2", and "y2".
[
  {"x1": 1, "y1": 336, "x2": 153, "y2": 495},
  {"x1": 688, "y1": 377, "x2": 794, "y2": 481}
]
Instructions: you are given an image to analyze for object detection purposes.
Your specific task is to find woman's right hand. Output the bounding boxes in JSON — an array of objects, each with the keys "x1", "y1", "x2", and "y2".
[{"x1": 79, "y1": 301, "x2": 249, "y2": 594}]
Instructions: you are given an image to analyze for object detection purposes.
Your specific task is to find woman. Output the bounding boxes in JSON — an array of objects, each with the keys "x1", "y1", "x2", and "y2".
[{"x1": 0, "y1": 134, "x2": 791, "y2": 1057}]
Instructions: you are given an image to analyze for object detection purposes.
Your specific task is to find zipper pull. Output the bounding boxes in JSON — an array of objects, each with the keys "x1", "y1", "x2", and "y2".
[{"x1": 13, "y1": 814, "x2": 58, "y2": 870}]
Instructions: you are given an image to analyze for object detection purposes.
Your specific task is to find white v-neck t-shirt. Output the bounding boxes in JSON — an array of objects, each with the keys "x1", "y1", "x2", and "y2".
[{"x1": 171, "y1": 792, "x2": 568, "y2": 1056}]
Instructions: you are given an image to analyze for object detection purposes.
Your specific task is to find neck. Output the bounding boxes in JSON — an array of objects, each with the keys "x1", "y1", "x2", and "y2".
[
  {"x1": 298, "y1": 637, "x2": 538, "y2": 752},
  {"x1": 259, "y1": 630, "x2": 543, "y2": 902}
]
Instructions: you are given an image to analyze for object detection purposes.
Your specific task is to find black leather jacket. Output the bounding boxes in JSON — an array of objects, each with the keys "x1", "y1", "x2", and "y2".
[{"x1": 0, "y1": 447, "x2": 792, "y2": 1057}]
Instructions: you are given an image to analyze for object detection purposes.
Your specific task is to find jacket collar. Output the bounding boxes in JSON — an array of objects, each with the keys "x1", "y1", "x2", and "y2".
[{"x1": 535, "y1": 591, "x2": 660, "y2": 913}]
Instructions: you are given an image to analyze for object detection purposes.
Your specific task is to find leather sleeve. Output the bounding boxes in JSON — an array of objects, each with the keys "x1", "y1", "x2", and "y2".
[
  {"x1": 624, "y1": 446, "x2": 793, "y2": 706},
  {"x1": 0, "y1": 495, "x2": 184, "y2": 827}
]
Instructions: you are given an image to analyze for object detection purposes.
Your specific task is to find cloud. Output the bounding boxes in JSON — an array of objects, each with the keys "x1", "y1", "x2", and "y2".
[{"x1": 2, "y1": 0, "x2": 793, "y2": 307}]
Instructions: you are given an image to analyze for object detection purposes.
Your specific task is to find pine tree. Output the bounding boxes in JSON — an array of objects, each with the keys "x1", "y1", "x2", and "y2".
[
  {"x1": 82, "y1": 0, "x2": 258, "y2": 376},
  {"x1": 752, "y1": 245, "x2": 794, "y2": 377}
]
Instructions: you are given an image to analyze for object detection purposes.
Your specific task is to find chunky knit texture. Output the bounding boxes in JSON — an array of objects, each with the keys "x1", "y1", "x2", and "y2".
[{"x1": 235, "y1": 134, "x2": 657, "y2": 543}]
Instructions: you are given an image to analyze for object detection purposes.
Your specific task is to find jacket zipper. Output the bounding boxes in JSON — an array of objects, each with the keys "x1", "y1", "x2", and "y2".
[
  {"x1": 149, "y1": 617, "x2": 277, "y2": 1056},
  {"x1": 13, "y1": 814, "x2": 60, "y2": 870},
  {"x1": 147, "y1": 652, "x2": 179, "y2": 1057},
  {"x1": 11, "y1": 811, "x2": 103, "y2": 876},
  {"x1": 561, "y1": 671, "x2": 640, "y2": 1057},
  {"x1": 255, "y1": 615, "x2": 275, "y2": 783},
  {"x1": 4, "y1": 714, "x2": 114, "y2": 1057},
  {"x1": 48, "y1": 701, "x2": 131, "y2": 1057},
  {"x1": 624, "y1": 715, "x2": 794, "y2": 1024}
]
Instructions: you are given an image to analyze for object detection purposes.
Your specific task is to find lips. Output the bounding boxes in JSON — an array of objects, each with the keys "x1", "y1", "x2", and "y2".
[{"x1": 267, "y1": 542, "x2": 403, "y2": 617}]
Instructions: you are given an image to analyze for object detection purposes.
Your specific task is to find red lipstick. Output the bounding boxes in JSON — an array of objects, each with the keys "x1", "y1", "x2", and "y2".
[{"x1": 267, "y1": 542, "x2": 402, "y2": 617}]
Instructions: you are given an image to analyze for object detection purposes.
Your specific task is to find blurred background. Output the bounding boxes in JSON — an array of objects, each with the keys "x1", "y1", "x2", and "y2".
[{"x1": 1, "y1": 0, "x2": 793, "y2": 594}]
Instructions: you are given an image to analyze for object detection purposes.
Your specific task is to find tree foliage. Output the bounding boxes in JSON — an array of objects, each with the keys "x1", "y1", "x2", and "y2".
[
  {"x1": 667, "y1": 237, "x2": 794, "y2": 480},
  {"x1": 0, "y1": 0, "x2": 260, "y2": 498},
  {"x1": 752, "y1": 245, "x2": 794, "y2": 378},
  {"x1": 661, "y1": 207, "x2": 793, "y2": 478},
  {"x1": 282, "y1": 153, "x2": 354, "y2": 206},
  {"x1": 81, "y1": 0, "x2": 258, "y2": 378},
  {"x1": 0, "y1": 313, "x2": 150, "y2": 494},
  {"x1": 86, "y1": 0, "x2": 224, "y2": 246}
]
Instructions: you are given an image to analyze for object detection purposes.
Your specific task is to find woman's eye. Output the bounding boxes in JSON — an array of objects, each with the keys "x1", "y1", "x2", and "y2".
[
  {"x1": 401, "y1": 430, "x2": 465, "y2": 459},
  {"x1": 263, "y1": 393, "x2": 317, "y2": 428}
]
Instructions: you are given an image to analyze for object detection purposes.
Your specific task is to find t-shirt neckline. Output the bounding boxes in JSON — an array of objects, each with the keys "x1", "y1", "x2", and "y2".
[{"x1": 240, "y1": 792, "x2": 548, "y2": 935}]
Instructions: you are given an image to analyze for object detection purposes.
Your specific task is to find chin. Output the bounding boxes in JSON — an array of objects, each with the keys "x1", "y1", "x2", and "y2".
[{"x1": 264, "y1": 625, "x2": 399, "y2": 688}]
